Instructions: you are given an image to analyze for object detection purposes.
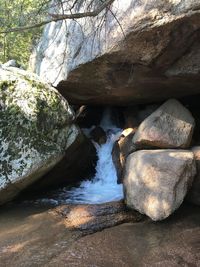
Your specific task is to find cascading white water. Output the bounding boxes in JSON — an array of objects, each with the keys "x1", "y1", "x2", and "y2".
[{"x1": 33, "y1": 109, "x2": 123, "y2": 205}]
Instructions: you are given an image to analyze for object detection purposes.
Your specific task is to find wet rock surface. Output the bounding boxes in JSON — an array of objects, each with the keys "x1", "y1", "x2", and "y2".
[
  {"x1": 52, "y1": 200, "x2": 144, "y2": 235},
  {"x1": 50, "y1": 203, "x2": 200, "y2": 267},
  {"x1": 0, "y1": 202, "x2": 199, "y2": 267},
  {"x1": 90, "y1": 126, "x2": 107, "y2": 145},
  {"x1": 0, "y1": 204, "x2": 80, "y2": 267}
]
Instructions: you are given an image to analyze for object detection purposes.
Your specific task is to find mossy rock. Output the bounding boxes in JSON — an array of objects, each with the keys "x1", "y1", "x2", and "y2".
[{"x1": 0, "y1": 66, "x2": 78, "y2": 204}]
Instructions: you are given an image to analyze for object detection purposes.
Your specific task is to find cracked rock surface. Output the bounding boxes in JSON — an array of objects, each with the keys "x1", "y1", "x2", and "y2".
[{"x1": 31, "y1": 0, "x2": 200, "y2": 105}]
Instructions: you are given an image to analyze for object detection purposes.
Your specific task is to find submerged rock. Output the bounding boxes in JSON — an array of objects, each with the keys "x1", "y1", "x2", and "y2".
[
  {"x1": 0, "y1": 67, "x2": 83, "y2": 204},
  {"x1": 133, "y1": 99, "x2": 195, "y2": 149},
  {"x1": 49, "y1": 204, "x2": 200, "y2": 267},
  {"x1": 123, "y1": 150, "x2": 196, "y2": 221},
  {"x1": 0, "y1": 202, "x2": 199, "y2": 266},
  {"x1": 31, "y1": 0, "x2": 200, "y2": 105},
  {"x1": 187, "y1": 146, "x2": 200, "y2": 205},
  {"x1": 90, "y1": 126, "x2": 107, "y2": 145},
  {"x1": 52, "y1": 200, "x2": 144, "y2": 235}
]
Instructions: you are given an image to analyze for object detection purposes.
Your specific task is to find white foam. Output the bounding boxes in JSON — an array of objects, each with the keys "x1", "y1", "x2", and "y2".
[
  {"x1": 64, "y1": 127, "x2": 123, "y2": 204},
  {"x1": 33, "y1": 109, "x2": 124, "y2": 205}
]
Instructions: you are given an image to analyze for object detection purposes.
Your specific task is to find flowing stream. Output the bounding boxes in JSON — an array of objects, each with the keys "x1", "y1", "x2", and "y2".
[{"x1": 33, "y1": 109, "x2": 123, "y2": 205}]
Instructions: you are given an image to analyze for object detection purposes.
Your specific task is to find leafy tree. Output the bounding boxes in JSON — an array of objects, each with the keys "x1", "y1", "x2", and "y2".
[
  {"x1": 0, "y1": 0, "x2": 51, "y2": 67},
  {"x1": 0, "y1": 0, "x2": 114, "y2": 67}
]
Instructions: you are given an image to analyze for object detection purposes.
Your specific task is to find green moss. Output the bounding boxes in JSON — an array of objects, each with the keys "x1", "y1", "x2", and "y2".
[{"x1": 0, "y1": 67, "x2": 74, "y2": 179}]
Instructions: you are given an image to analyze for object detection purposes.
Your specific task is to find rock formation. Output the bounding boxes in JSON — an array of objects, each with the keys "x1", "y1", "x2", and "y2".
[
  {"x1": 187, "y1": 146, "x2": 200, "y2": 205},
  {"x1": 123, "y1": 150, "x2": 196, "y2": 221},
  {"x1": 28, "y1": 127, "x2": 97, "y2": 191},
  {"x1": 112, "y1": 129, "x2": 136, "y2": 184},
  {"x1": 0, "y1": 67, "x2": 96, "y2": 204},
  {"x1": 15, "y1": 0, "x2": 200, "y2": 220},
  {"x1": 133, "y1": 99, "x2": 195, "y2": 149},
  {"x1": 110, "y1": 99, "x2": 200, "y2": 220},
  {"x1": 53, "y1": 200, "x2": 144, "y2": 235},
  {"x1": 30, "y1": 0, "x2": 200, "y2": 105},
  {"x1": 90, "y1": 126, "x2": 107, "y2": 145}
]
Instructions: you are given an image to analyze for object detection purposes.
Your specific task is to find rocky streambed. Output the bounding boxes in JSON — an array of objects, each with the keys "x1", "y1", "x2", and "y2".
[
  {"x1": 0, "y1": 201, "x2": 199, "y2": 267},
  {"x1": 52, "y1": 200, "x2": 144, "y2": 235},
  {"x1": 1, "y1": 65, "x2": 200, "y2": 267},
  {"x1": 1, "y1": 0, "x2": 200, "y2": 265}
]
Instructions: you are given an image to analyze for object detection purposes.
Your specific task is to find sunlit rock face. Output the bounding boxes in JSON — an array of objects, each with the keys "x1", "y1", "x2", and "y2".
[
  {"x1": 187, "y1": 146, "x2": 200, "y2": 205},
  {"x1": 123, "y1": 150, "x2": 196, "y2": 221},
  {"x1": 112, "y1": 129, "x2": 136, "y2": 184},
  {"x1": 133, "y1": 99, "x2": 195, "y2": 149},
  {"x1": 0, "y1": 67, "x2": 79, "y2": 204},
  {"x1": 30, "y1": 0, "x2": 200, "y2": 105}
]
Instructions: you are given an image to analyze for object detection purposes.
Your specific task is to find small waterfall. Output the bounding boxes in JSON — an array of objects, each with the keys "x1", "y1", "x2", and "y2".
[
  {"x1": 65, "y1": 110, "x2": 123, "y2": 204},
  {"x1": 33, "y1": 109, "x2": 123, "y2": 205}
]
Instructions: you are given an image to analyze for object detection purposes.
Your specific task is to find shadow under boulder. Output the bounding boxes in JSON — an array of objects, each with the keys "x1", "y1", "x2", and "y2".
[{"x1": 28, "y1": 128, "x2": 97, "y2": 191}]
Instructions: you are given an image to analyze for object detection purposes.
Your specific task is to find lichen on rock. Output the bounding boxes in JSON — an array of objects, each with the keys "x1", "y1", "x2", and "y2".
[{"x1": 0, "y1": 66, "x2": 77, "y2": 204}]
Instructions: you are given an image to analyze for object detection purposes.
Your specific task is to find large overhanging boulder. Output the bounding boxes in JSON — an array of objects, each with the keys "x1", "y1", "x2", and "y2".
[
  {"x1": 0, "y1": 66, "x2": 94, "y2": 204},
  {"x1": 30, "y1": 0, "x2": 200, "y2": 105}
]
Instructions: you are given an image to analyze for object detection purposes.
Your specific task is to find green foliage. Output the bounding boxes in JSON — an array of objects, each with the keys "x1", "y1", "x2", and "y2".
[
  {"x1": 0, "y1": 0, "x2": 108, "y2": 68},
  {"x1": 0, "y1": 0, "x2": 50, "y2": 67}
]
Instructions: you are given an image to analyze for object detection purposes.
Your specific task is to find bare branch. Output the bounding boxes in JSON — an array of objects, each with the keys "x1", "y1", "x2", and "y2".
[
  {"x1": 0, "y1": 0, "x2": 114, "y2": 34},
  {"x1": 49, "y1": 0, "x2": 114, "y2": 19}
]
